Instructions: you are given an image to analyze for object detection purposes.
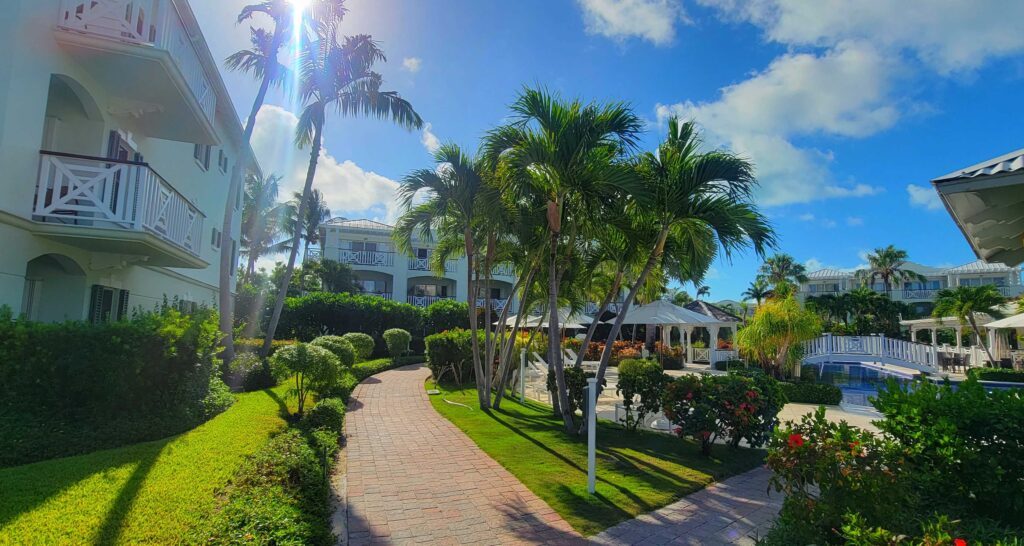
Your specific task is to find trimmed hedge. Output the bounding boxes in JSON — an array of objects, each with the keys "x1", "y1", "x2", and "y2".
[
  {"x1": 0, "y1": 307, "x2": 232, "y2": 466},
  {"x1": 383, "y1": 328, "x2": 412, "y2": 359},
  {"x1": 780, "y1": 381, "x2": 844, "y2": 405},
  {"x1": 235, "y1": 337, "x2": 296, "y2": 355},
  {"x1": 310, "y1": 335, "x2": 356, "y2": 367},
  {"x1": 968, "y1": 367, "x2": 1024, "y2": 383},
  {"x1": 424, "y1": 329, "x2": 482, "y2": 384},
  {"x1": 423, "y1": 299, "x2": 469, "y2": 335},
  {"x1": 340, "y1": 332, "x2": 375, "y2": 361},
  {"x1": 275, "y1": 292, "x2": 422, "y2": 355}
]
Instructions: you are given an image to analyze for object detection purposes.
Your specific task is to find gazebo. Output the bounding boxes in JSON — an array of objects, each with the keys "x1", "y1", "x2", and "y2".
[
  {"x1": 984, "y1": 312, "x2": 1024, "y2": 368},
  {"x1": 616, "y1": 300, "x2": 737, "y2": 365}
]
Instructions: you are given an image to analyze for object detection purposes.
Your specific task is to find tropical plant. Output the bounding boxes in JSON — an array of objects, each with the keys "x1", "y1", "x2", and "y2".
[
  {"x1": 218, "y1": 0, "x2": 345, "y2": 364},
  {"x1": 757, "y1": 253, "x2": 808, "y2": 296},
  {"x1": 742, "y1": 277, "x2": 772, "y2": 305},
  {"x1": 856, "y1": 245, "x2": 926, "y2": 297},
  {"x1": 312, "y1": 259, "x2": 358, "y2": 293},
  {"x1": 482, "y1": 87, "x2": 643, "y2": 431},
  {"x1": 262, "y1": 30, "x2": 422, "y2": 356},
  {"x1": 932, "y1": 285, "x2": 1006, "y2": 364},
  {"x1": 670, "y1": 289, "x2": 693, "y2": 306},
  {"x1": 270, "y1": 342, "x2": 341, "y2": 414},
  {"x1": 695, "y1": 285, "x2": 711, "y2": 299},
  {"x1": 240, "y1": 172, "x2": 291, "y2": 282},
  {"x1": 596, "y1": 118, "x2": 774, "y2": 399},
  {"x1": 615, "y1": 359, "x2": 667, "y2": 432},
  {"x1": 288, "y1": 189, "x2": 331, "y2": 287},
  {"x1": 736, "y1": 296, "x2": 821, "y2": 378}
]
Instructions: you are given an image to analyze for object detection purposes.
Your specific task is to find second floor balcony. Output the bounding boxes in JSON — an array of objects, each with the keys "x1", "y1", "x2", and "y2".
[
  {"x1": 55, "y1": 0, "x2": 217, "y2": 144},
  {"x1": 408, "y1": 255, "x2": 456, "y2": 273},
  {"x1": 31, "y1": 151, "x2": 205, "y2": 267},
  {"x1": 339, "y1": 249, "x2": 395, "y2": 267}
]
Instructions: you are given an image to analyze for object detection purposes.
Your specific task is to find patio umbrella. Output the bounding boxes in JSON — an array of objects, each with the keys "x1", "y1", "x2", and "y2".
[{"x1": 498, "y1": 308, "x2": 595, "y2": 329}]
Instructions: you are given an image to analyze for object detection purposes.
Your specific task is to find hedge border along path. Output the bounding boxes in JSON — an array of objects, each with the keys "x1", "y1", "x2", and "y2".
[{"x1": 0, "y1": 383, "x2": 294, "y2": 544}]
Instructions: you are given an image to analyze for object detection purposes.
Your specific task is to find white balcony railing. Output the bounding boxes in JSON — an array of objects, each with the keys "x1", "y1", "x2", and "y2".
[
  {"x1": 34, "y1": 151, "x2": 204, "y2": 257},
  {"x1": 475, "y1": 298, "x2": 510, "y2": 313},
  {"x1": 58, "y1": 0, "x2": 215, "y2": 123},
  {"x1": 339, "y1": 249, "x2": 394, "y2": 267},
  {"x1": 406, "y1": 295, "x2": 451, "y2": 307},
  {"x1": 408, "y1": 256, "x2": 455, "y2": 272}
]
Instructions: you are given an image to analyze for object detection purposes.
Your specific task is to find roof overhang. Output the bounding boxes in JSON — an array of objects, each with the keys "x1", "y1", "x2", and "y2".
[{"x1": 934, "y1": 170, "x2": 1024, "y2": 267}]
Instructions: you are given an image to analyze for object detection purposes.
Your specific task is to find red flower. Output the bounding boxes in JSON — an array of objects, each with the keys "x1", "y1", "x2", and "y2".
[
  {"x1": 954, "y1": 539, "x2": 967, "y2": 546},
  {"x1": 746, "y1": 390, "x2": 758, "y2": 399},
  {"x1": 787, "y1": 433, "x2": 804, "y2": 448}
]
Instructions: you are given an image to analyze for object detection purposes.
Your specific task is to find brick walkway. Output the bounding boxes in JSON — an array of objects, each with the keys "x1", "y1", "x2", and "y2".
[
  {"x1": 341, "y1": 364, "x2": 584, "y2": 545},
  {"x1": 591, "y1": 467, "x2": 782, "y2": 546}
]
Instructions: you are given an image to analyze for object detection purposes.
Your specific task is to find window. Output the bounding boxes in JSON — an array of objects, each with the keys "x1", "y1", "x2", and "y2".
[
  {"x1": 416, "y1": 248, "x2": 428, "y2": 259},
  {"x1": 217, "y1": 149, "x2": 228, "y2": 173},
  {"x1": 211, "y1": 227, "x2": 222, "y2": 250},
  {"x1": 412, "y1": 284, "x2": 447, "y2": 297},
  {"x1": 352, "y1": 241, "x2": 378, "y2": 252},
  {"x1": 193, "y1": 144, "x2": 211, "y2": 171},
  {"x1": 89, "y1": 285, "x2": 129, "y2": 324},
  {"x1": 490, "y1": 287, "x2": 501, "y2": 299},
  {"x1": 357, "y1": 280, "x2": 385, "y2": 293}
]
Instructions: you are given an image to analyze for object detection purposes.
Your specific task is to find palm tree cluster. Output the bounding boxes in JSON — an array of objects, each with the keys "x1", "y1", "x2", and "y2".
[
  {"x1": 805, "y1": 287, "x2": 911, "y2": 336},
  {"x1": 394, "y1": 91, "x2": 774, "y2": 433},
  {"x1": 856, "y1": 245, "x2": 925, "y2": 296}
]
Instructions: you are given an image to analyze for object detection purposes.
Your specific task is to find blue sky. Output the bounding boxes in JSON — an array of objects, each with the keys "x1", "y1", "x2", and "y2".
[{"x1": 193, "y1": 0, "x2": 1024, "y2": 301}]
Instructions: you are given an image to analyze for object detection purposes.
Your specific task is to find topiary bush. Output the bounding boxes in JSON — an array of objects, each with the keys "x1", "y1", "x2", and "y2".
[
  {"x1": 276, "y1": 292, "x2": 422, "y2": 354},
  {"x1": 423, "y1": 299, "x2": 469, "y2": 334},
  {"x1": 616, "y1": 359, "x2": 667, "y2": 431},
  {"x1": 779, "y1": 381, "x2": 843, "y2": 405},
  {"x1": 271, "y1": 343, "x2": 341, "y2": 415},
  {"x1": 302, "y1": 398, "x2": 346, "y2": 432},
  {"x1": 309, "y1": 335, "x2": 355, "y2": 367},
  {"x1": 383, "y1": 328, "x2": 411, "y2": 360},
  {"x1": 424, "y1": 329, "x2": 481, "y2": 384},
  {"x1": 340, "y1": 332, "x2": 375, "y2": 362}
]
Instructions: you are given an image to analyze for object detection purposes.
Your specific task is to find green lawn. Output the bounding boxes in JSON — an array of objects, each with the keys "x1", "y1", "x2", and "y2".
[
  {"x1": 0, "y1": 384, "x2": 296, "y2": 545},
  {"x1": 429, "y1": 384, "x2": 767, "y2": 535}
]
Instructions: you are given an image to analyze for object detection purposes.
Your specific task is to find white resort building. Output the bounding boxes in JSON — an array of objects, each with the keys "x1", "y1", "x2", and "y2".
[
  {"x1": 798, "y1": 260, "x2": 1024, "y2": 316},
  {"x1": 0, "y1": 0, "x2": 254, "y2": 322},
  {"x1": 307, "y1": 218, "x2": 519, "y2": 312}
]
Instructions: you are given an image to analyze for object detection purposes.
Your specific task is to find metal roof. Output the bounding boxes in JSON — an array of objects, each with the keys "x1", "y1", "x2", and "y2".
[
  {"x1": 806, "y1": 268, "x2": 853, "y2": 279},
  {"x1": 933, "y1": 147, "x2": 1024, "y2": 183},
  {"x1": 942, "y1": 259, "x2": 1016, "y2": 274},
  {"x1": 684, "y1": 300, "x2": 742, "y2": 322},
  {"x1": 325, "y1": 218, "x2": 395, "y2": 231}
]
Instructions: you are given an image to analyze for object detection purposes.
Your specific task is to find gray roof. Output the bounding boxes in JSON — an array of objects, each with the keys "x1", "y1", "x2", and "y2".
[
  {"x1": 943, "y1": 259, "x2": 1016, "y2": 274},
  {"x1": 806, "y1": 268, "x2": 853, "y2": 279},
  {"x1": 326, "y1": 218, "x2": 394, "y2": 231},
  {"x1": 933, "y1": 147, "x2": 1024, "y2": 183},
  {"x1": 684, "y1": 300, "x2": 741, "y2": 323}
]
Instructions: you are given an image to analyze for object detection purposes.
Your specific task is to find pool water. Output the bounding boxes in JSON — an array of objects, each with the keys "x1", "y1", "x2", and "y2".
[{"x1": 801, "y1": 362, "x2": 916, "y2": 407}]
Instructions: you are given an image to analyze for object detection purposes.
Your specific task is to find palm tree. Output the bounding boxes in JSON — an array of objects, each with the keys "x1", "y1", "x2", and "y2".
[
  {"x1": 758, "y1": 254, "x2": 808, "y2": 292},
  {"x1": 933, "y1": 285, "x2": 1006, "y2": 365},
  {"x1": 695, "y1": 285, "x2": 711, "y2": 300},
  {"x1": 742, "y1": 278, "x2": 772, "y2": 305},
  {"x1": 240, "y1": 172, "x2": 291, "y2": 282},
  {"x1": 262, "y1": 32, "x2": 422, "y2": 356},
  {"x1": 857, "y1": 245, "x2": 926, "y2": 297},
  {"x1": 670, "y1": 289, "x2": 693, "y2": 306},
  {"x1": 596, "y1": 117, "x2": 774, "y2": 389},
  {"x1": 289, "y1": 189, "x2": 330, "y2": 261},
  {"x1": 218, "y1": 0, "x2": 346, "y2": 363},
  {"x1": 482, "y1": 87, "x2": 643, "y2": 432},
  {"x1": 393, "y1": 144, "x2": 492, "y2": 407}
]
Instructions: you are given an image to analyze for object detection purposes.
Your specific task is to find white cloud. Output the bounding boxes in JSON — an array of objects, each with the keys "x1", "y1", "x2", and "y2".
[
  {"x1": 250, "y1": 105, "x2": 401, "y2": 221},
  {"x1": 420, "y1": 122, "x2": 441, "y2": 153},
  {"x1": 846, "y1": 216, "x2": 864, "y2": 226},
  {"x1": 656, "y1": 41, "x2": 891, "y2": 206},
  {"x1": 696, "y1": 0, "x2": 1024, "y2": 74},
  {"x1": 804, "y1": 257, "x2": 864, "y2": 273},
  {"x1": 798, "y1": 213, "x2": 815, "y2": 221},
  {"x1": 906, "y1": 184, "x2": 944, "y2": 211},
  {"x1": 402, "y1": 57, "x2": 422, "y2": 73},
  {"x1": 577, "y1": 0, "x2": 688, "y2": 46}
]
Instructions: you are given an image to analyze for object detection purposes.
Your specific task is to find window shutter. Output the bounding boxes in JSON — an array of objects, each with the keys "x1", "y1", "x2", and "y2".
[
  {"x1": 89, "y1": 285, "x2": 103, "y2": 324},
  {"x1": 107, "y1": 131, "x2": 119, "y2": 160},
  {"x1": 117, "y1": 290, "x2": 130, "y2": 320}
]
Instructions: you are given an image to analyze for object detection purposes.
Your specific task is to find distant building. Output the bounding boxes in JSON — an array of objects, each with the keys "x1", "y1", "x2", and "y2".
[
  {"x1": 798, "y1": 260, "x2": 1024, "y2": 316},
  {"x1": 0, "y1": 0, "x2": 255, "y2": 322},
  {"x1": 308, "y1": 218, "x2": 519, "y2": 312}
]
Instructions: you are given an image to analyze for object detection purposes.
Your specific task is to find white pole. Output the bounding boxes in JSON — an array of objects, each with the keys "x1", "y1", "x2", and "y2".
[
  {"x1": 519, "y1": 348, "x2": 527, "y2": 403},
  {"x1": 586, "y1": 377, "x2": 597, "y2": 495}
]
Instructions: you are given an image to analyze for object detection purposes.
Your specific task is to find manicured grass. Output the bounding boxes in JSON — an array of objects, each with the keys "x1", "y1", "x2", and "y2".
[
  {"x1": 0, "y1": 384, "x2": 296, "y2": 545},
  {"x1": 429, "y1": 383, "x2": 767, "y2": 535}
]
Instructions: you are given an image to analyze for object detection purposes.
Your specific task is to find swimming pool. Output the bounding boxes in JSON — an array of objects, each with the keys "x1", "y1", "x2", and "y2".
[{"x1": 801, "y1": 362, "x2": 917, "y2": 407}]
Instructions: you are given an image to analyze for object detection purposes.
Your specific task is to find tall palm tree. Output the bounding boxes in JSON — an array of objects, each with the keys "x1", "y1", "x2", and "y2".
[
  {"x1": 393, "y1": 144, "x2": 492, "y2": 407},
  {"x1": 596, "y1": 117, "x2": 774, "y2": 389},
  {"x1": 240, "y1": 172, "x2": 291, "y2": 282},
  {"x1": 742, "y1": 278, "x2": 772, "y2": 305},
  {"x1": 671, "y1": 289, "x2": 693, "y2": 306},
  {"x1": 696, "y1": 285, "x2": 711, "y2": 300},
  {"x1": 288, "y1": 189, "x2": 331, "y2": 261},
  {"x1": 262, "y1": 33, "x2": 422, "y2": 355},
  {"x1": 218, "y1": 0, "x2": 346, "y2": 363},
  {"x1": 856, "y1": 245, "x2": 926, "y2": 297},
  {"x1": 482, "y1": 87, "x2": 643, "y2": 432},
  {"x1": 758, "y1": 254, "x2": 808, "y2": 292},
  {"x1": 933, "y1": 285, "x2": 1006, "y2": 365}
]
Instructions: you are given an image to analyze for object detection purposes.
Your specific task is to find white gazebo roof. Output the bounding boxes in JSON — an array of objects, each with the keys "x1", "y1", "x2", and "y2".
[
  {"x1": 616, "y1": 300, "x2": 728, "y2": 326},
  {"x1": 900, "y1": 313, "x2": 996, "y2": 330},
  {"x1": 501, "y1": 307, "x2": 594, "y2": 329},
  {"x1": 985, "y1": 312, "x2": 1024, "y2": 329}
]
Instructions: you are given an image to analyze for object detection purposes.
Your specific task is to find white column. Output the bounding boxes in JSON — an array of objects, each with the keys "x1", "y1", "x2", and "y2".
[
  {"x1": 684, "y1": 326, "x2": 694, "y2": 363},
  {"x1": 955, "y1": 326, "x2": 962, "y2": 352},
  {"x1": 930, "y1": 328, "x2": 938, "y2": 347}
]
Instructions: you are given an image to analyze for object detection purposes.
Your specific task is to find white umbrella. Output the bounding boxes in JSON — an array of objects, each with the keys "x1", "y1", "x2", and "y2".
[
  {"x1": 497, "y1": 308, "x2": 595, "y2": 329},
  {"x1": 985, "y1": 312, "x2": 1024, "y2": 329}
]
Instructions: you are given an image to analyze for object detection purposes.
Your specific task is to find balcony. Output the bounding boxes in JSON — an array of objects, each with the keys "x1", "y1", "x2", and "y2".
[
  {"x1": 31, "y1": 151, "x2": 205, "y2": 267},
  {"x1": 476, "y1": 298, "x2": 513, "y2": 314},
  {"x1": 408, "y1": 256, "x2": 455, "y2": 273},
  {"x1": 490, "y1": 262, "x2": 516, "y2": 277},
  {"x1": 338, "y1": 249, "x2": 395, "y2": 267},
  {"x1": 55, "y1": 0, "x2": 217, "y2": 144},
  {"x1": 406, "y1": 295, "x2": 452, "y2": 307}
]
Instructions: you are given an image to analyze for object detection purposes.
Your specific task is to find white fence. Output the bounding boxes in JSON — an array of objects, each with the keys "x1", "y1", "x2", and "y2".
[
  {"x1": 35, "y1": 152, "x2": 203, "y2": 256},
  {"x1": 58, "y1": 0, "x2": 216, "y2": 123},
  {"x1": 803, "y1": 334, "x2": 940, "y2": 373}
]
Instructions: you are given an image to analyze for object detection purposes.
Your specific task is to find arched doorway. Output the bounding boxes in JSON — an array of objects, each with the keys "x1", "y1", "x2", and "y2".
[
  {"x1": 42, "y1": 74, "x2": 105, "y2": 156},
  {"x1": 22, "y1": 254, "x2": 87, "y2": 322}
]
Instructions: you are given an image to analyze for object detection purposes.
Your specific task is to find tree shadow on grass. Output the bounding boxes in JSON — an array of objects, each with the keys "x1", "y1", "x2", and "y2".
[
  {"x1": 91, "y1": 443, "x2": 166, "y2": 545},
  {"x1": 264, "y1": 387, "x2": 293, "y2": 421}
]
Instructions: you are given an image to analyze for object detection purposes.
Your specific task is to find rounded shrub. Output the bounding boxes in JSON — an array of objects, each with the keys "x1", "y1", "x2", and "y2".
[
  {"x1": 310, "y1": 335, "x2": 355, "y2": 367},
  {"x1": 340, "y1": 332, "x2": 375, "y2": 361},
  {"x1": 270, "y1": 343, "x2": 341, "y2": 414},
  {"x1": 302, "y1": 397, "x2": 346, "y2": 432},
  {"x1": 383, "y1": 328, "x2": 412, "y2": 359},
  {"x1": 616, "y1": 359, "x2": 668, "y2": 431}
]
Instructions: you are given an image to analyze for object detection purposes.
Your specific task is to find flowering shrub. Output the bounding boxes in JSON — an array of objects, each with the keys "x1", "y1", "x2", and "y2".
[
  {"x1": 663, "y1": 375, "x2": 718, "y2": 455},
  {"x1": 578, "y1": 340, "x2": 644, "y2": 365},
  {"x1": 562, "y1": 337, "x2": 582, "y2": 352},
  {"x1": 616, "y1": 359, "x2": 667, "y2": 431},
  {"x1": 716, "y1": 338, "x2": 733, "y2": 350}
]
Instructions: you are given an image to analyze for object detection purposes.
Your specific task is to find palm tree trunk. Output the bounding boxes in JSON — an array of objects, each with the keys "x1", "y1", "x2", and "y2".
[
  {"x1": 300, "y1": 238, "x2": 310, "y2": 293},
  {"x1": 465, "y1": 230, "x2": 488, "y2": 409},
  {"x1": 216, "y1": 34, "x2": 282, "y2": 365},
  {"x1": 575, "y1": 268, "x2": 623, "y2": 369},
  {"x1": 547, "y1": 230, "x2": 574, "y2": 433},
  {"x1": 493, "y1": 264, "x2": 537, "y2": 408},
  {"x1": 596, "y1": 226, "x2": 669, "y2": 388},
  {"x1": 262, "y1": 120, "x2": 322, "y2": 357},
  {"x1": 968, "y1": 315, "x2": 998, "y2": 366}
]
